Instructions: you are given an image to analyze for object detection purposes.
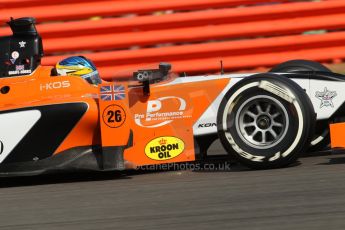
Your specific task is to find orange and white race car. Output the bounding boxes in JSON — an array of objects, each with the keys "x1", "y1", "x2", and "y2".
[{"x1": 0, "y1": 17, "x2": 344, "y2": 176}]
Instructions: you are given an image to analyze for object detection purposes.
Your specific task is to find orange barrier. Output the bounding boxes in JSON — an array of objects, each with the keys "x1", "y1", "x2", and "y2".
[
  {"x1": 1, "y1": 0, "x2": 343, "y2": 37},
  {"x1": 1, "y1": 0, "x2": 345, "y2": 79},
  {"x1": 0, "y1": 0, "x2": 290, "y2": 22},
  {"x1": 0, "y1": 0, "x2": 99, "y2": 8},
  {"x1": 0, "y1": 0, "x2": 136, "y2": 8},
  {"x1": 41, "y1": 0, "x2": 345, "y2": 36},
  {"x1": 41, "y1": 13, "x2": 345, "y2": 54},
  {"x1": 42, "y1": 31, "x2": 345, "y2": 66}
]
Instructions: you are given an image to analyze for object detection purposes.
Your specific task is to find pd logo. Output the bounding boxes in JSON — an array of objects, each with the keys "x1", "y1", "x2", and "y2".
[
  {"x1": 145, "y1": 136, "x2": 185, "y2": 161},
  {"x1": 134, "y1": 96, "x2": 190, "y2": 128}
]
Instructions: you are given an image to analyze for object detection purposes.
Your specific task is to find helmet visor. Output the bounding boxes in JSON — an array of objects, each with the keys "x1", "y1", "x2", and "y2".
[{"x1": 82, "y1": 70, "x2": 102, "y2": 85}]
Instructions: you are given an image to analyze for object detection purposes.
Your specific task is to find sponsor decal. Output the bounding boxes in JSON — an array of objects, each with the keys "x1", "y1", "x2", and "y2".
[
  {"x1": 135, "y1": 96, "x2": 191, "y2": 128},
  {"x1": 40, "y1": 80, "x2": 71, "y2": 91},
  {"x1": 11, "y1": 51, "x2": 19, "y2": 59},
  {"x1": 10, "y1": 51, "x2": 19, "y2": 64},
  {"x1": 198, "y1": 123, "x2": 217, "y2": 128},
  {"x1": 100, "y1": 85, "x2": 125, "y2": 101},
  {"x1": 315, "y1": 87, "x2": 337, "y2": 108},
  {"x1": 9, "y1": 62, "x2": 31, "y2": 76},
  {"x1": 19, "y1": 41, "x2": 26, "y2": 48},
  {"x1": 8, "y1": 69, "x2": 32, "y2": 75},
  {"x1": 145, "y1": 136, "x2": 185, "y2": 161},
  {"x1": 102, "y1": 104, "x2": 126, "y2": 128}
]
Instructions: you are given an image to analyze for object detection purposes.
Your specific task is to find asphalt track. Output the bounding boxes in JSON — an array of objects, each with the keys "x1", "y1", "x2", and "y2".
[{"x1": 1, "y1": 141, "x2": 345, "y2": 230}]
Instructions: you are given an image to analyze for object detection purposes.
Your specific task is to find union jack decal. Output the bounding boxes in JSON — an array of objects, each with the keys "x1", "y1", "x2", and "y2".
[{"x1": 100, "y1": 84, "x2": 125, "y2": 101}]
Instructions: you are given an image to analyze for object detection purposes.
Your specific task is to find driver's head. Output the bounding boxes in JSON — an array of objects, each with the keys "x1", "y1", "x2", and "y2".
[{"x1": 56, "y1": 56, "x2": 102, "y2": 85}]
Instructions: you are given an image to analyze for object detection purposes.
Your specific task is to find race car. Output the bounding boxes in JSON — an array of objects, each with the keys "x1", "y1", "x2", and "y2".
[{"x1": 0, "y1": 17, "x2": 344, "y2": 176}]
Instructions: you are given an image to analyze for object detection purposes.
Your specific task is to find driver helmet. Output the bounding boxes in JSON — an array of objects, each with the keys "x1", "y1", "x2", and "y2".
[{"x1": 56, "y1": 56, "x2": 102, "y2": 85}]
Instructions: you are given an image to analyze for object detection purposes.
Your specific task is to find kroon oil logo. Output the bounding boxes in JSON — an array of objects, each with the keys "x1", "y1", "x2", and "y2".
[{"x1": 145, "y1": 136, "x2": 185, "y2": 161}]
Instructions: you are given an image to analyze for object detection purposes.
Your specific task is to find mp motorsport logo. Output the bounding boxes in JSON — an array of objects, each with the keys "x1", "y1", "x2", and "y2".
[
  {"x1": 145, "y1": 136, "x2": 185, "y2": 161},
  {"x1": 134, "y1": 96, "x2": 191, "y2": 128}
]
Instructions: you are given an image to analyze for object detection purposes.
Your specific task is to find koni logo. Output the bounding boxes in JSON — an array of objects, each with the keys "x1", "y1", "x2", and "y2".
[{"x1": 134, "y1": 96, "x2": 191, "y2": 128}]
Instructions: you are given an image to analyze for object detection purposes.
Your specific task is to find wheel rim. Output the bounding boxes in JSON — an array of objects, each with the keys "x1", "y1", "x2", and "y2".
[{"x1": 233, "y1": 95, "x2": 289, "y2": 149}]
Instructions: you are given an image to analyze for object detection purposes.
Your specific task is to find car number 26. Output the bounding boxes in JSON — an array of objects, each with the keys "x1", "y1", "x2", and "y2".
[{"x1": 103, "y1": 105, "x2": 126, "y2": 128}]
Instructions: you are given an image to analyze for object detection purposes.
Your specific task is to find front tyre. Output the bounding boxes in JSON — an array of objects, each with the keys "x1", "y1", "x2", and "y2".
[
  {"x1": 269, "y1": 59, "x2": 331, "y2": 152},
  {"x1": 217, "y1": 74, "x2": 315, "y2": 169}
]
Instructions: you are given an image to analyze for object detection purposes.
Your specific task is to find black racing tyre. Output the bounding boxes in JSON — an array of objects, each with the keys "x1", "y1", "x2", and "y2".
[
  {"x1": 307, "y1": 120, "x2": 330, "y2": 153},
  {"x1": 269, "y1": 59, "x2": 331, "y2": 73},
  {"x1": 217, "y1": 73, "x2": 316, "y2": 169},
  {"x1": 269, "y1": 59, "x2": 331, "y2": 152}
]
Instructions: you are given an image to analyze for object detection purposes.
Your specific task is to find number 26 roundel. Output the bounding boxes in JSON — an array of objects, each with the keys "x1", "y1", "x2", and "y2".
[{"x1": 102, "y1": 104, "x2": 126, "y2": 128}]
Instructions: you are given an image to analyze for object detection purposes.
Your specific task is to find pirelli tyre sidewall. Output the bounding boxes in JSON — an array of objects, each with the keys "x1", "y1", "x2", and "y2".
[{"x1": 217, "y1": 74, "x2": 315, "y2": 169}]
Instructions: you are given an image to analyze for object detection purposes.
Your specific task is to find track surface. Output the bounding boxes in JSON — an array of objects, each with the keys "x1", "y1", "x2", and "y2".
[{"x1": 1, "y1": 141, "x2": 345, "y2": 230}]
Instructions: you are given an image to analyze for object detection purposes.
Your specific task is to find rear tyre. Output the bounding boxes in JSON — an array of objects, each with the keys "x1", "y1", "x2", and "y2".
[
  {"x1": 269, "y1": 59, "x2": 331, "y2": 73},
  {"x1": 269, "y1": 59, "x2": 331, "y2": 152},
  {"x1": 217, "y1": 74, "x2": 315, "y2": 169}
]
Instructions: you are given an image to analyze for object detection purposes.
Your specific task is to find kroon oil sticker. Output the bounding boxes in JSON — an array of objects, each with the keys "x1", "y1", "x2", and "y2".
[{"x1": 145, "y1": 136, "x2": 185, "y2": 161}]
